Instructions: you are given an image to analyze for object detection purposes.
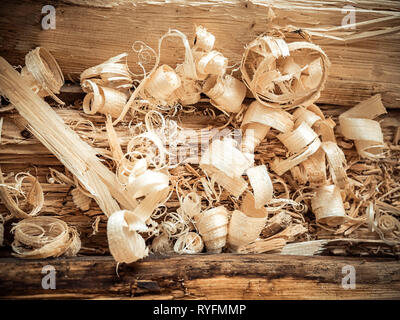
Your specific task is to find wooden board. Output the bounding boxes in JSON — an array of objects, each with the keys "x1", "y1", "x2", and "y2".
[
  {"x1": 0, "y1": 254, "x2": 399, "y2": 299},
  {"x1": 0, "y1": 0, "x2": 399, "y2": 108}
]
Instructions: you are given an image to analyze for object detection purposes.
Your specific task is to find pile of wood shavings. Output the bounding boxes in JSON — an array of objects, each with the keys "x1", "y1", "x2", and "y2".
[{"x1": 0, "y1": 26, "x2": 399, "y2": 262}]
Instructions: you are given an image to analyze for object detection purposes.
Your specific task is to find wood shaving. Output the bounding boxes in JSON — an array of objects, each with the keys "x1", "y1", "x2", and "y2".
[
  {"x1": 0, "y1": 167, "x2": 44, "y2": 219},
  {"x1": 107, "y1": 210, "x2": 148, "y2": 263},
  {"x1": 174, "y1": 231, "x2": 204, "y2": 254},
  {"x1": 194, "y1": 206, "x2": 229, "y2": 253},
  {"x1": 11, "y1": 216, "x2": 81, "y2": 259},
  {"x1": 151, "y1": 233, "x2": 173, "y2": 254},
  {"x1": 241, "y1": 35, "x2": 330, "y2": 108},
  {"x1": 203, "y1": 75, "x2": 246, "y2": 113},
  {"x1": 246, "y1": 165, "x2": 273, "y2": 208},
  {"x1": 80, "y1": 53, "x2": 133, "y2": 91},
  {"x1": 227, "y1": 193, "x2": 267, "y2": 251},
  {"x1": 241, "y1": 101, "x2": 293, "y2": 152},
  {"x1": 311, "y1": 185, "x2": 347, "y2": 226},
  {"x1": 82, "y1": 80, "x2": 128, "y2": 118},
  {"x1": 339, "y1": 94, "x2": 387, "y2": 160},
  {"x1": 21, "y1": 47, "x2": 64, "y2": 104}
]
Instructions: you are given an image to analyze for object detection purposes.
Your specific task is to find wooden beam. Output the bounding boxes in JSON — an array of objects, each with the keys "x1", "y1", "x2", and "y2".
[
  {"x1": 0, "y1": 254, "x2": 399, "y2": 299},
  {"x1": 0, "y1": 0, "x2": 399, "y2": 107}
]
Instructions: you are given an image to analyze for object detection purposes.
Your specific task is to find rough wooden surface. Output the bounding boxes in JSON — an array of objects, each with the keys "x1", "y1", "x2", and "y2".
[
  {"x1": 0, "y1": 0, "x2": 399, "y2": 108},
  {"x1": 0, "y1": 254, "x2": 399, "y2": 299}
]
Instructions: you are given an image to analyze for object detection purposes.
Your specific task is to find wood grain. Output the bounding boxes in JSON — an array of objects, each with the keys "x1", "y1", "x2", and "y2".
[
  {"x1": 0, "y1": 0, "x2": 399, "y2": 107},
  {"x1": 0, "y1": 254, "x2": 399, "y2": 299}
]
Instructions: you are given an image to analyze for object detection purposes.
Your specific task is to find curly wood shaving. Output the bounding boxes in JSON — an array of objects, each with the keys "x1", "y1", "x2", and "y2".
[
  {"x1": 293, "y1": 106, "x2": 322, "y2": 128},
  {"x1": 0, "y1": 167, "x2": 44, "y2": 219},
  {"x1": 179, "y1": 191, "x2": 201, "y2": 219},
  {"x1": 131, "y1": 185, "x2": 170, "y2": 225},
  {"x1": 172, "y1": 26, "x2": 219, "y2": 106},
  {"x1": 226, "y1": 207, "x2": 266, "y2": 251},
  {"x1": 128, "y1": 169, "x2": 169, "y2": 199},
  {"x1": 193, "y1": 25, "x2": 215, "y2": 52},
  {"x1": 228, "y1": 193, "x2": 268, "y2": 251},
  {"x1": 313, "y1": 118, "x2": 336, "y2": 143},
  {"x1": 311, "y1": 185, "x2": 348, "y2": 226},
  {"x1": 207, "y1": 166, "x2": 248, "y2": 199},
  {"x1": 241, "y1": 101, "x2": 293, "y2": 152},
  {"x1": 241, "y1": 35, "x2": 330, "y2": 108},
  {"x1": 195, "y1": 206, "x2": 229, "y2": 253},
  {"x1": 144, "y1": 65, "x2": 181, "y2": 105},
  {"x1": 107, "y1": 210, "x2": 148, "y2": 263},
  {"x1": 22, "y1": 47, "x2": 64, "y2": 104},
  {"x1": 203, "y1": 75, "x2": 247, "y2": 113},
  {"x1": 306, "y1": 104, "x2": 325, "y2": 119},
  {"x1": 271, "y1": 133, "x2": 321, "y2": 176},
  {"x1": 11, "y1": 216, "x2": 81, "y2": 259},
  {"x1": 339, "y1": 94, "x2": 387, "y2": 160},
  {"x1": 299, "y1": 148, "x2": 327, "y2": 186},
  {"x1": 377, "y1": 214, "x2": 400, "y2": 240},
  {"x1": 246, "y1": 165, "x2": 273, "y2": 208},
  {"x1": 321, "y1": 141, "x2": 349, "y2": 189},
  {"x1": 161, "y1": 210, "x2": 192, "y2": 239},
  {"x1": 82, "y1": 80, "x2": 128, "y2": 118},
  {"x1": 200, "y1": 138, "x2": 251, "y2": 178},
  {"x1": 80, "y1": 53, "x2": 132, "y2": 91},
  {"x1": 127, "y1": 130, "x2": 168, "y2": 170},
  {"x1": 174, "y1": 231, "x2": 204, "y2": 254},
  {"x1": 151, "y1": 233, "x2": 173, "y2": 254},
  {"x1": 195, "y1": 50, "x2": 228, "y2": 79},
  {"x1": 278, "y1": 122, "x2": 318, "y2": 154}
]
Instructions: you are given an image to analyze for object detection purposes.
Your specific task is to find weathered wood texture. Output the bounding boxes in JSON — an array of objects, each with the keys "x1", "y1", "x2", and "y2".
[
  {"x1": 0, "y1": 0, "x2": 399, "y2": 108},
  {"x1": 0, "y1": 254, "x2": 399, "y2": 299}
]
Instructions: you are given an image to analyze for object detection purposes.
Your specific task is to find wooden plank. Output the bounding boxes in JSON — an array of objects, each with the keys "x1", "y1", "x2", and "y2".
[
  {"x1": 0, "y1": 254, "x2": 399, "y2": 299},
  {"x1": 0, "y1": 0, "x2": 399, "y2": 107}
]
